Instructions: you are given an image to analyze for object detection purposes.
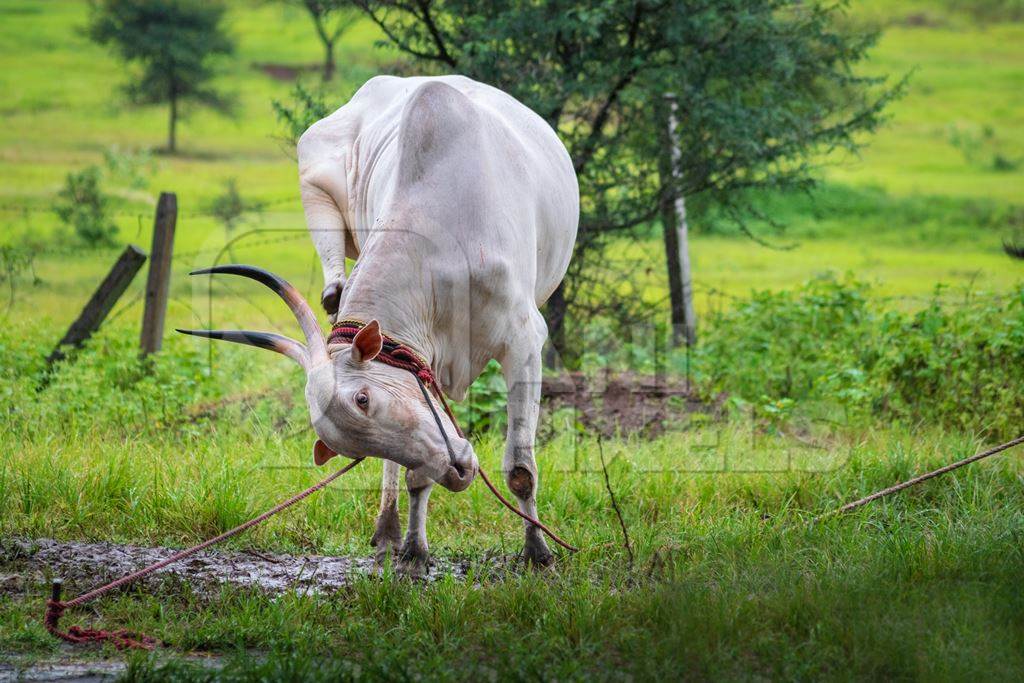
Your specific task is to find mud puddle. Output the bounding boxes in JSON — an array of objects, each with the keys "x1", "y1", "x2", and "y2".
[
  {"x1": 0, "y1": 654, "x2": 223, "y2": 683},
  {"x1": 2, "y1": 538, "x2": 496, "y2": 600},
  {"x1": 0, "y1": 658, "x2": 129, "y2": 682}
]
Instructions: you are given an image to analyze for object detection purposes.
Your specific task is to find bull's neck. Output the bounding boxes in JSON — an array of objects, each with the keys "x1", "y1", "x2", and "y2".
[{"x1": 336, "y1": 238, "x2": 437, "y2": 366}]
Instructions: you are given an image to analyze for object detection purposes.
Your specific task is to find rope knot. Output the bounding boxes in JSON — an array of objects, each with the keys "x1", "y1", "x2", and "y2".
[
  {"x1": 416, "y1": 368, "x2": 434, "y2": 385},
  {"x1": 44, "y1": 599, "x2": 65, "y2": 628}
]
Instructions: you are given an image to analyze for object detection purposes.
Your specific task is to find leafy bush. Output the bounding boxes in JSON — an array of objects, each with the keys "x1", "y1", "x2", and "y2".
[
  {"x1": 948, "y1": 124, "x2": 1021, "y2": 172},
  {"x1": 451, "y1": 360, "x2": 508, "y2": 435},
  {"x1": 695, "y1": 277, "x2": 1024, "y2": 438},
  {"x1": 0, "y1": 323, "x2": 267, "y2": 440},
  {"x1": 52, "y1": 165, "x2": 118, "y2": 246},
  {"x1": 0, "y1": 240, "x2": 43, "y2": 311},
  {"x1": 271, "y1": 82, "x2": 344, "y2": 150},
  {"x1": 206, "y1": 178, "x2": 264, "y2": 255},
  {"x1": 103, "y1": 145, "x2": 156, "y2": 190}
]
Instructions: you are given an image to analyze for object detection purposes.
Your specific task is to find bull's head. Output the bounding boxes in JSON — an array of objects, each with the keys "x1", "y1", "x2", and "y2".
[{"x1": 178, "y1": 265, "x2": 477, "y2": 492}]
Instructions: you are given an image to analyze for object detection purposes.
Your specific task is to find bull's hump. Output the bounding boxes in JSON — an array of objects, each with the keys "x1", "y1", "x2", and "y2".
[{"x1": 395, "y1": 81, "x2": 484, "y2": 185}]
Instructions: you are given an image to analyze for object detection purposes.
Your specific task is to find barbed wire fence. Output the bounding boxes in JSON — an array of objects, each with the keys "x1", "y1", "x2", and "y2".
[
  {"x1": 0, "y1": 192, "x2": 323, "y2": 333},
  {"x1": 6, "y1": 194, "x2": 1022, "y2": 482}
]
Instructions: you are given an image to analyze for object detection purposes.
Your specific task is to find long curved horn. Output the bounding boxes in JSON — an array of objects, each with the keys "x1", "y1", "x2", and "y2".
[
  {"x1": 176, "y1": 329, "x2": 309, "y2": 369},
  {"x1": 185, "y1": 264, "x2": 329, "y2": 365}
]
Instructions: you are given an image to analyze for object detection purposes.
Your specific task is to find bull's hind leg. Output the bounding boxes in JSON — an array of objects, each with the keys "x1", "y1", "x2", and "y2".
[
  {"x1": 397, "y1": 469, "x2": 433, "y2": 578},
  {"x1": 501, "y1": 313, "x2": 553, "y2": 566},
  {"x1": 370, "y1": 459, "x2": 402, "y2": 565}
]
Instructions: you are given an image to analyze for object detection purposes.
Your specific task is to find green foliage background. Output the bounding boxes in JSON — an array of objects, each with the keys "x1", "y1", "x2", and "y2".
[{"x1": 1, "y1": 0, "x2": 1023, "y2": 678}]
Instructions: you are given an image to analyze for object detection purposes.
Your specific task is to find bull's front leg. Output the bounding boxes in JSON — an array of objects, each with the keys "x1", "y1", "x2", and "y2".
[
  {"x1": 301, "y1": 180, "x2": 350, "y2": 323},
  {"x1": 397, "y1": 468, "x2": 433, "y2": 578},
  {"x1": 370, "y1": 459, "x2": 402, "y2": 565},
  {"x1": 501, "y1": 315, "x2": 553, "y2": 566}
]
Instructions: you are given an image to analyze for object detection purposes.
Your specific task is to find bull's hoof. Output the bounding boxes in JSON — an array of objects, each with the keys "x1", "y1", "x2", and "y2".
[
  {"x1": 396, "y1": 541, "x2": 430, "y2": 579},
  {"x1": 370, "y1": 509, "x2": 402, "y2": 567},
  {"x1": 522, "y1": 535, "x2": 555, "y2": 568},
  {"x1": 321, "y1": 281, "x2": 343, "y2": 322},
  {"x1": 371, "y1": 531, "x2": 401, "y2": 567}
]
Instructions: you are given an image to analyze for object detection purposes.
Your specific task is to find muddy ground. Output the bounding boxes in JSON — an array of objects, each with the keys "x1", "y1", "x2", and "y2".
[
  {"x1": 0, "y1": 538, "x2": 497, "y2": 603},
  {"x1": 541, "y1": 371, "x2": 725, "y2": 437},
  {"x1": 0, "y1": 538, "x2": 509, "y2": 681},
  {"x1": 0, "y1": 658, "x2": 129, "y2": 682}
]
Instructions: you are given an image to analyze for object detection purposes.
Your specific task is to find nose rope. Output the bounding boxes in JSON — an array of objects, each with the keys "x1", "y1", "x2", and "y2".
[
  {"x1": 414, "y1": 374, "x2": 461, "y2": 469},
  {"x1": 330, "y1": 319, "x2": 578, "y2": 552}
]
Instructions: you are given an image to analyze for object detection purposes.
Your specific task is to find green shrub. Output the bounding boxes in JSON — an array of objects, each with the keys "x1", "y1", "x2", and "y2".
[
  {"x1": 695, "y1": 277, "x2": 1024, "y2": 438},
  {"x1": 0, "y1": 240, "x2": 43, "y2": 311},
  {"x1": 206, "y1": 178, "x2": 264, "y2": 257},
  {"x1": 102, "y1": 145, "x2": 155, "y2": 190},
  {"x1": 52, "y1": 165, "x2": 118, "y2": 246},
  {"x1": 0, "y1": 323, "x2": 267, "y2": 440},
  {"x1": 452, "y1": 360, "x2": 508, "y2": 435},
  {"x1": 948, "y1": 124, "x2": 1022, "y2": 173},
  {"x1": 271, "y1": 82, "x2": 345, "y2": 149}
]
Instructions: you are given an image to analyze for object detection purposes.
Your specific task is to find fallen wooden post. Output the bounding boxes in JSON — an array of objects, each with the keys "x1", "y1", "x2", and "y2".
[
  {"x1": 45, "y1": 244, "x2": 148, "y2": 365},
  {"x1": 140, "y1": 192, "x2": 177, "y2": 356}
]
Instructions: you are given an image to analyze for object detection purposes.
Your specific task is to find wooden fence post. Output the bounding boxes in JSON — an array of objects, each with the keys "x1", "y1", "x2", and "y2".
[
  {"x1": 45, "y1": 245, "x2": 148, "y2": 365},
  {"x1": 140, "y1": 192, "x2": 177, "y2": 355}
]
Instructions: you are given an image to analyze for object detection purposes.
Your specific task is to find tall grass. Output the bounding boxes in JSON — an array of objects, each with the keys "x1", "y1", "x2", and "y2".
[{"x1": 3, "y1": 285, "x2": 1024, "y2": 679}]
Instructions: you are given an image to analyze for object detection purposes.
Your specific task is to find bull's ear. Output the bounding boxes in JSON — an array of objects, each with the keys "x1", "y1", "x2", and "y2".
[
  {"x1": 351, "y1": 319, "x2": 383, "y2": 363},
  {"x1": 313, "y1": 439, "x2": 338, "y2": 466}
]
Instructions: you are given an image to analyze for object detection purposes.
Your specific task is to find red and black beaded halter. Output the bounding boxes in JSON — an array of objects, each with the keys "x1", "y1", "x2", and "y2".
[{"x1": 328, "y1": 318, "x2": 465, "y2": 442}]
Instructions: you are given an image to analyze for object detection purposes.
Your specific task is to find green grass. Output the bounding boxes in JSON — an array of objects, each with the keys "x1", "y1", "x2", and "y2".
[
  {"x1": 3, "y1": 0, "x2": 1024, "y2": 679},
  {"x1": 3, "y1": 391, "x2": 1024, "y2": 679}
]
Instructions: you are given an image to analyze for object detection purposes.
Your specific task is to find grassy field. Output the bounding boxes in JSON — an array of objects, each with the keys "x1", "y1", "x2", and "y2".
[
  {"x1": 2, "y1": 0, "x2": 1023, "y2": 329},
  {"x1": 2, "y1": 0, "x2": 1024, "y2": 680}
]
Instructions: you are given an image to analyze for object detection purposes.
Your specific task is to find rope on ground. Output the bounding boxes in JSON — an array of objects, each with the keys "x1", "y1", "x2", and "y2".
[
  {"x1": 812, "y1": 434, "x2": 1024, "y2": 524},
  {"x1": 44, "y1": 457, "x2": 365, "y2": 649}
]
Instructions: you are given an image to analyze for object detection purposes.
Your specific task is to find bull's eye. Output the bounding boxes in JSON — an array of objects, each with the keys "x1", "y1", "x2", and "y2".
[{"x1": 355, "y1": 391, "x2": 369, "y2": 410}]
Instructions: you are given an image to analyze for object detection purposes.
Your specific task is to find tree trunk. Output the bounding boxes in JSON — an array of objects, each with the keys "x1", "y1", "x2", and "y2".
[
  {"x1": 660, "y1": 187, "x2": 685, "y2": 342},
  {"x1": 167, "y1": 93, "x2": 177, "y2": 154},
  {"x1": 661, "y1": 94, "x2": 696, "y2": 347},
  {"x1": 323, "y1": 39, "x2": 336, "y2": 81},
  {"x1": 543, "y1": 281, "x2": 569, "y2": 369}
]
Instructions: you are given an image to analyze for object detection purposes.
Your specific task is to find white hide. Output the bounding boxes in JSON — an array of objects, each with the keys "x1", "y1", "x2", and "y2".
[
  {"x1": 298, "y1": 75, "x2": 579, "y2": 399},
  {"x1": 298, "y1": 75, "x2": 579, "y2": 566}
]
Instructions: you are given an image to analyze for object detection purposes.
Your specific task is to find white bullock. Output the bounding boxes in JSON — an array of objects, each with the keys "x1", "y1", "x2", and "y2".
[{"x1": 184, "y1": 75, "x2": 578, "y2": 572}]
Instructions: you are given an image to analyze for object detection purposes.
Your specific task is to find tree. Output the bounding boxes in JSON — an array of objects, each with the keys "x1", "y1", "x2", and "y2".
[
  {"x1": 354, "y1": 0, "x2": 901, "y2": 364},
  {"x1": 286, "y1": 1, "x2": 360, "y2": 81},
  {"x1": 88, "y1": 0, "x2": 236, "y2": 153}
]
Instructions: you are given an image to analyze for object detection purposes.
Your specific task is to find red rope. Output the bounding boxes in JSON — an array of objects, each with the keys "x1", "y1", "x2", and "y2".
[
  {"x1": 44, "y1": 457, "x2": 364, "y2": 649},
  {"x1": 331, "y1": 319, "x2": 578, "y2": 553}
]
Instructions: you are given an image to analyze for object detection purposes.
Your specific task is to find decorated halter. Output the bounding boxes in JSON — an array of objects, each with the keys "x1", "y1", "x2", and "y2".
[{"x1": 328, "y1": 319, "x2": 466, "y2": 459}]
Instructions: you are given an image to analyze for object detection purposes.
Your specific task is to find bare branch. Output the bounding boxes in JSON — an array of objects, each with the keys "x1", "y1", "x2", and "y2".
[
  {"x1": 598, "y1": 436, "x2": 634, "y2": 570},
  {"x1": 352, "y1": 0, "x2": 456, "y2": 66},
  {"x1": 414, "y1": 0, "x2": 457, "y2": 67}
]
